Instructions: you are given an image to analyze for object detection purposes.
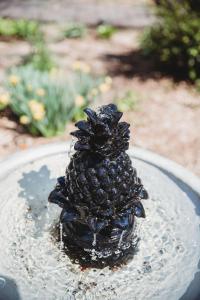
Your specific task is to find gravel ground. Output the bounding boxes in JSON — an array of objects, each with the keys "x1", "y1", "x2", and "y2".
[{"x1": 0, "y1": 0, "x2": 154, "y2": 28}]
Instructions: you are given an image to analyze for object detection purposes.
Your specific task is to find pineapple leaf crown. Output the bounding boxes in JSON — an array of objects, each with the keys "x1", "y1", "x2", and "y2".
[{"x1": 71, "y1": 104, "x2": 130, "y2": 157}]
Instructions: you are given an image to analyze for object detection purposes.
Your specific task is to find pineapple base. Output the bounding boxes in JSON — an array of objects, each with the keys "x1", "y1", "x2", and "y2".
[{"x1": 61, "y1": 223, "x2": 139, "y2": 268}]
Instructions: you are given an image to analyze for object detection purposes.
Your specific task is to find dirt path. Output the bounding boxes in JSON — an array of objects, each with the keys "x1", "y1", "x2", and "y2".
[{"x1": 0, "y1": 0, "x2": 154, "y2": 28}]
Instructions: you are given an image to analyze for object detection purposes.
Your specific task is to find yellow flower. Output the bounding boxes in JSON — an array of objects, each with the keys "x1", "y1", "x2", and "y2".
[
  {"x1": 36, "y1": 88, "x2": 46, "y2": 97},
  {"x1": 75, "y1": 95, "x2": 85, "y2": 107},
  {"x1": 27, "y1": 84, "x2": 33, "y2": 92},
  {"x1": 105, "y1": 76, "x2": 112, "y2": 85},
  {"x1": 20, "y1": 115, "x2": 30, "y2": 125},
  {"x1": 72, "y1": 61, "x2": 91, "y2": 73},
  {"x1": 0, "y1": 93, "x2": 10, "y2": 105},
  {"x1": 28, "y1": 100, "x2": 45, "y2": 121},
  {"x1": 99, "y1": 83, "x2": 110, "y2": 93},
  {"x1": 9, "y1": 75, "x2": 20, "y2": 86},
  {"x1": 28, "y1": 99, "x2": 38, "y2": 110}
]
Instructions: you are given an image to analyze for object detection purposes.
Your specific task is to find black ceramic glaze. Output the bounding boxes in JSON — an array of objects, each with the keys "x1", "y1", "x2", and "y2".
[{"x1": 48, "y1": 104, "x2": 148, "y2": 268}]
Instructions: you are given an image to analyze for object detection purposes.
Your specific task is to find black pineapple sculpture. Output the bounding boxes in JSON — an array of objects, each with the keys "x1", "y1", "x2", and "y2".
[{"x1": 48, "y1": 104, "x2": 148, "y2": 268}]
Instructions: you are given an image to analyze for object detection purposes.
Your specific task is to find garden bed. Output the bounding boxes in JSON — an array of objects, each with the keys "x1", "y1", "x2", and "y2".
[{"x1": 0, "y1": 21, "x2": 199, "y2": 177}]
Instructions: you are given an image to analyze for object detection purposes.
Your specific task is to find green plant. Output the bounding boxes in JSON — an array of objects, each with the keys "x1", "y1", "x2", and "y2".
[
  {"x1": 0, "y1": 18, "x2": 53, "y2": 72},
  {"x1": 5, "y1": 65, "x2": 109, "y2": 136},
  {"x1": 141, "y1": 0, "x2": 200, "y2": 82},
  {"x1": 96, "y1": 24, "x2": 116, "y2": 39},
  {"x1": 0, "y1": 18, "x2": 40, "y2": 40},
  {"x1": 24, "y1": 39, "x2": 55, "y2": 72},
  {"x1": 115, "y1": 91, "x2": 139, "y2": 112},
  {"x1": 64, "y1": 23, "x2": 87, "y2": 39},
  {"x1": 6, "y1": 66, "x2": 74, "y2": 137},
  {"x1": 0, "y1": 18, "x2": 54, "y2": 71}
]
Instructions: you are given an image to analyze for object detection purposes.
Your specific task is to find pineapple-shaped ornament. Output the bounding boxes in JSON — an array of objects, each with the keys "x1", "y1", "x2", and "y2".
[{"x1": 49, "y1": 104, "x2": 148, "y2": 268}]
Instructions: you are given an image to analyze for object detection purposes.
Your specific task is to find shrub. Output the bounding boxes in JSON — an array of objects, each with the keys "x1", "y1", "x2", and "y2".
[
  {"x1": 115, "y1": 91, "x2": 139, "y2": 112},
  {"x1": 96, "y1": 24, "x2": 116, "y2": 39},
  {"x1": 5, "y1": 65, "x2": 110, "y2": 136},
  {"x1": 0, "y1": 18, "x2": 40, "y2": 40},
  {"x1": 64, "y1": 23, "x2": 87, "y2": 39},
  {"x1": 141, "y1": 0, "x2": 200, "y2": 82}
]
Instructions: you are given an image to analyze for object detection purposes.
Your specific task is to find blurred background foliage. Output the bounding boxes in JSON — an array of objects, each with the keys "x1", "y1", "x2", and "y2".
[
  {"x1": 24, "y1": 39, "x2": 55, "y2": 72},
  {"x1": 96, "y1": 24, "x2": 116, "y2": 39},
  {"x1": 0, "y1": 0, "x2": 199, "y2": 139},
  {"x1": 4, "y1": 65, "x2": 109, "y2": 137},
  {"x1": 0, "y1": 0, "x2": 199, "y2": 176},
  {"x1": 115, "y1": 91, "x2": 140, "y2": 113},
  {"x1": 0, "y1": 18, "x2": 39, "y2": 40},
  {"x1": 141, "y1": 0, "x2": 200, "y2": 84},
  {"x1": 0, "y1": 17, "x2": 122, "y2": 137},
  {"x1": 64, "y1": 23, "x2": 87, "y2": 39}
]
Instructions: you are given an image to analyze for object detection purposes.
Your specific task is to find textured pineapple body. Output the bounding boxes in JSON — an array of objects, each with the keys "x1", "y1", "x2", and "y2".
[
  {"x1": 67, "y1": 151, "x2": 137, "y2": 212},
  {"x1": 61, "y1": 150, "x2": 144, "y2": 267},
  {"x1": 48, "y1": 104, "x2": 148, "y2": 268}
]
